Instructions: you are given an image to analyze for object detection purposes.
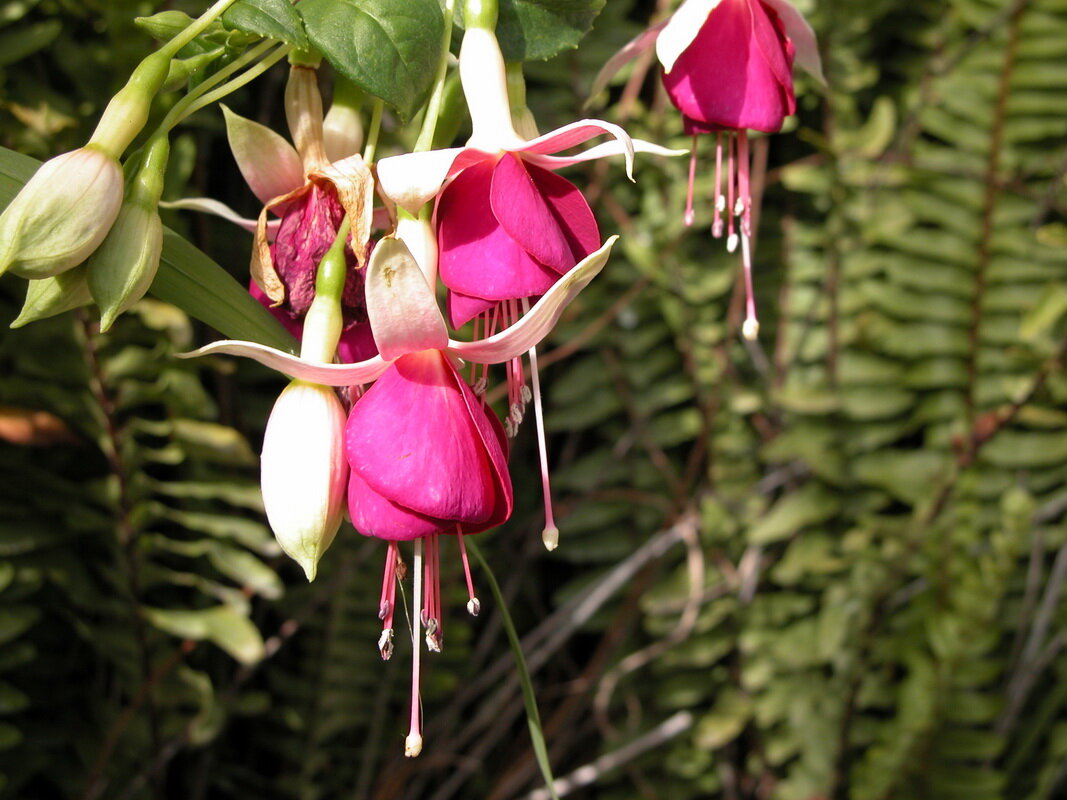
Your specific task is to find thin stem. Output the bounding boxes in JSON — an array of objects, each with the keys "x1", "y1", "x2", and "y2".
[
  {"x1": 160, "y1": 0, "x2": 241, "y2": 59},
  {"x1": 414, "y1": 0, "x2": 457, "y2": 152},
  {"x1": 171, "y1": 44, "x2": 291, "y2": 127},
  {"x1": 363, "y1": 99, "x2": 385, "y2": 163},
  {"x1": 467, "y1": 540, "x2": 560, "y2": 800}
]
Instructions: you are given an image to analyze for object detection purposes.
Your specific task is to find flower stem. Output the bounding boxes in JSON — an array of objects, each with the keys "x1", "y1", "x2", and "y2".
[
  {"x1": 159, "y1": 0, "x2": 242, "y2": 59},
  {"x1": 362, "y1": 99, "x2": 385, "y2": 163},
  {"x1": 464, "y1": 0, "x2": 498, "y2": 30},
  {"x1": 167, "y1": 43, "x2": 291, "y2": 129},
  {"x1": 413, "y1": 0, "x2": 456, "y2": 153},
  {"x1": 467, "y1": 540, "x2": 560, "y2": 800}
]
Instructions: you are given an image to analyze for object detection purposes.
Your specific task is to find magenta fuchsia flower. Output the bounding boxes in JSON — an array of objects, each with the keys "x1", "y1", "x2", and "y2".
[
  {"x1": 594, "y1": 0, "x2": 822, "y2": 338},
  {"x1": 184, "y1": 232, "x2": 617, "y2": 756}
]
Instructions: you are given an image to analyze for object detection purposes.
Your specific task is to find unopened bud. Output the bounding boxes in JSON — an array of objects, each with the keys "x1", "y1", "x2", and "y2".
[
  {"x1": 89, "y1": 50, "x2": 171, "y2": 158},
  {"x1": 88, "y1": 137, "x2": 169, "y2": 331},
  {"x1": 0, "y1": 147, "x2": 123, "y2": 279},
  {"x1": 261, "y1": 380, "x2": 349, "y2": 581},
  {"x1": 10, "y1": 267, "x2": 92, "y2": 328},
  {"x1": 323, "y1": 78, "x2": 365, "y2": 162}
]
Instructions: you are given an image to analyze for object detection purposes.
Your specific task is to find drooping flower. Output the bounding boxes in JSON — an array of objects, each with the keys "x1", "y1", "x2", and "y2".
[
  {"x1": 593, "y1": 0, "x2": 822, "y2": 338},
  {"x1": 182, "y1": 233, "x2": 617, "y2": 757},
  {"x1": 377, "y1": 24, "x2": 678, "y2": 325}
]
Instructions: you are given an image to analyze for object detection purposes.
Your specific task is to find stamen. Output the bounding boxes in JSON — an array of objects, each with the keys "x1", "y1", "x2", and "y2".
[
  {"x1": 431, "y1": 534, "x2": 442, "y2": 651},
  {"x1": 378, "y1": 543, "x2": 399, "y2": 660},
  {"x1": 741, "y1": 231, "x2": 759, "y2": 341},
  {"x1": 406, "y1": 540, "x2": 424, "y2": 757},
  {"x1": 684, "y1": 134, "x2": 698, "y2": 227},
  {"x1": 726, "y1": 132, "x2": 736, "y2": 250},
  {"x1": 713, "y1": 133, "x2": 725, "y2": 238},
  {"x1": 457, "y1": 531, "x2": 481, "y2": 616},
  {"x1": 522, "y1": 298, "x2": 559, "y2": 551}
]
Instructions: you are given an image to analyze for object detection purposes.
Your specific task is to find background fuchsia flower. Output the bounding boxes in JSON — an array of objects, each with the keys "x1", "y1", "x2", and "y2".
[
  {"x1": 593, "y1": 0, "x2": 822, "y2": 339},
  {"x1": 184, "y1": 233, "x2": 617, "y2": 758}
]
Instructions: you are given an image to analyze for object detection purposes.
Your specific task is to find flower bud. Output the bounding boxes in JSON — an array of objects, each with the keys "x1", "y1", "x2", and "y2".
[
  {"x1": 88, "y1": 137, "x2": 169, "y2": 331},
  {"x1": 0, "y1": 146, "x2": 124, "y2": 280},
  {"x1": 261, "y1": 380, "x2": 349, "y2": 581},
  {"x1": 10, "y1": 267, "x2": 92, "y2": 328}
]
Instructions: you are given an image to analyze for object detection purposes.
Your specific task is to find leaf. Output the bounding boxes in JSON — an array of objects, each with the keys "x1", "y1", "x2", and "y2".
[
  {"x1": 297, "y1": 0, "x2": 444, "y2": 121},
  {"x1": 144, "y1": 606, "x2": 266, "y2": 665},
  {"x1": 748, "y1": 485, "x2": 841, "y2": 545},
  {"x1": 223, "y1": 0, "x2": 308, "y2": 48},
  {"x1": 458, "y1": 0, "x2": 606, "y2": 62},
  {"x1": 0, "y1": 19, "x2": 60, "y2": 68},
  {"x1": 0, "y1": 146, "x2": 297, "y2": 352}
]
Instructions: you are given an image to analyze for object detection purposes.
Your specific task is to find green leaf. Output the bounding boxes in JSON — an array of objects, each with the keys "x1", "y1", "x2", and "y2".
[
  {"x1": 223, "y1": 0, "x2": 308, "y2": 48},
  {"x1": 0, "y1": 19, "x2": 60, "y2": 68},
  {"x1": 144, "y1": 606, "x2": 265, "y2": 665},
  {"x1": 748, "y1": 485, "x2": 841, "y2": 546},
  {"x1": 0, "y1": 146, "x2": 297, "y2": 352},
  {"x1": 458, "y1": 0, "x2": 606, "y2": 61},
  {"x1": 297, "y1": 0, "x2": 444, "y2": 121}
]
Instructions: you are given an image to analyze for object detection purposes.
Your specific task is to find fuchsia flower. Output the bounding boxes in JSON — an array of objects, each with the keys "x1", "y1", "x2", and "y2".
[
  {"x1": 594, "y1": 0, "x2": 822, "y2": 338},
  {"x1": 184, "y1": 233, "x2": 617, "y2": 756},
  {"x1": 377, "y1": 27, "x2": 677, "y2": 329}
]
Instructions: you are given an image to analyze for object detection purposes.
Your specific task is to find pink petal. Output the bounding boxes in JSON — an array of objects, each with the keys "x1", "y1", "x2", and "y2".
[
  {"x1": 179, "y1": 340, "x2": 390, "y2": 386},
  {"x1": 344, "y1": 351, "x2": 499, "y2": 524},
  {"x1": 455, "y1": 368, "x2": 512, "y2": 533},
  {"x1": 448, "y1": 289, "x2": 499, "y2": 329},
  {"x1": 588, "y1": 20, "x2": 668, "y2": 100},
  {"x1": 449, "y1": 236, "x2": 616, "y2": 364},
  {"x1": 365, "y1": 236, "x2": 449, "y2": 361},
  {"x1": 347, "y1": 468, "x2": 449, "y2": 541},
  {"x1": 527, "y1": 163, "x2": 601, "y2": 262},
  {"x1": 657, "y1": 0, "x2": 725, "y2": 72},
  {"x1": 222, "y1": 105, "x2": 304, "y2": 205},
  {"x1": 437, "y1": 160, "x2": 560, "y2": 302},
  {"x1": 761, "y1": 0, "x2": 825, "y2": 84},
  {"x1": 337, "y1": 323, "x2": 379, "y2": 363},
  {"x1": 490, "y1": 154, "x2": 578, "y2": 272},
  {"x1": 751, "y1": 0, "x2": 795, "y2": 94},
  {"x1": 516, "y1": 119, "x2": 638, "y2": 180},
  {"x1": 661, "y1": 0, "x2": 794, "y2": 133}
]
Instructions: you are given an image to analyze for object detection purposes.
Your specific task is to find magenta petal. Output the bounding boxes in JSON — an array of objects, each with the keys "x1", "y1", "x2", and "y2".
[
  {"x1": 347, "y1": 468, "x2": 450, "y2": 541},
  {"x1": 490, "y1": 154, "x2": 574, "y2": 271},
  {"x1": 344, "y1": 351, "x2": 496, "y2": 523},
  {"x1": 337, "y1": 322, "x2": 379, "y2": 363},
  {"x1": 491, "y1": 156, "x2": 600, "y2": 273},
  {"x1": 447, "y1": 290, "x2": 498, "y2": 329},
  {"x1": 437, "y1": 160, "x2": 560, "y2": 301},
  {"x1": 662, "y1": 0, "x2": 794, "y2": 133},
  {"x1": 456, "y1": 373, "x2": 512, "y2": 533},
  {"x1": 751, "y1": 0, "x2": 794, "y2": 93}
]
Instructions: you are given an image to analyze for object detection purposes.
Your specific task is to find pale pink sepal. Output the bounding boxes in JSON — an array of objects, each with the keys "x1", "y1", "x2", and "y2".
[
  {"x1": 160, "y1": 197, "x2": 281, "y2": 237},
  {"x1": 365, "y1": 237, "x2": 449, "y2": 361},
  {"x1": 451, "y1": 236, "x2": 617, "y2": 364},
  {"x1": 656, "y1": 0, "x2": 725, "y2": 73},
  {"x1": 376, "y1": 148, "x2": 467, "y2": 215},
  {"x1": 588, "y1": 20, "x2": 668, "y2": 101},
  {"x1": 516, "y1": 120, "x2": 639, "y2": 180},
  {"x1": 179, "y1": 341, "x2": 390, "y2": 387},
  {"x1": 523, "y1": 138, "x2": 687, "y2": 171},
  {"x1": 761, "y1": 0, "x2": 825, "y2": 85},
  {"x1": 222, "y1": 105, "x2": 305, "y2": 206}
]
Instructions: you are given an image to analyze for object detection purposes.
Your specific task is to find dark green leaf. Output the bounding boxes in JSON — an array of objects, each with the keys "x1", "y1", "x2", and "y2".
[
  {"x1": 223, "y1": 0, "x2": 308, "y2": 48},
  {"x1": 297, "y1": 0, "x2": 444, "y2": 121},
  {"x1": 458, "y1": 0, "x2": 605, "y2": 61},
  {"x1": 0, "y1": 19, "x2": 59, "y2": 68}
]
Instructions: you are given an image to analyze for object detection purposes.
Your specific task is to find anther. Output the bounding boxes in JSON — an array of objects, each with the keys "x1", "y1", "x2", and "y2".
[
  {"x1": 378, "y1": 628, "x2": 394, "y2": 660},
  {"x1": 467, "y1": 597, "x2": 481, "y2": 616}
]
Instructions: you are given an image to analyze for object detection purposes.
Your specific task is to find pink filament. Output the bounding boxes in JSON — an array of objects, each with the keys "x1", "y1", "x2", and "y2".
[
  {"x1": 726, "y1": 133, "x2": 736, "y2": 245},
  {"x1": 456, "y1": 531, "x2": 479, "y2": 612},
  {"x1": 684, "y1": 135, "x2": 698, "y2": 227},
  {"x1": 712, "y1": 133, "x2": 724, "y2": 238}
]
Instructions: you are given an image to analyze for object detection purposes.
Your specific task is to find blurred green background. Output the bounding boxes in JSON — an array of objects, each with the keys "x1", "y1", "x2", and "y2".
[{"x1": 0, "y1": 0, "x2": 1066, "y2": 798}]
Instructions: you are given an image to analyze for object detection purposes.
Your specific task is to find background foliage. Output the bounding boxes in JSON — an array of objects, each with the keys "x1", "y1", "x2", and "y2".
[{"x1": 0, "y1": 0, "x2": 1066, "y2": 798}]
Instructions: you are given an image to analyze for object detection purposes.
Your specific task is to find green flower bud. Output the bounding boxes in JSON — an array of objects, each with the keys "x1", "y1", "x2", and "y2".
[
  {"x1": 88, "y1": 50, "x2": 170, "y2": 158},
  {"x1": 88, "y1": 137, "x2": 169, "y2": 331},
  {"x1": 0, "y1": 145, "x2": 124, "y2": 279},
  {"x1": 10, "y1": 267, "x2": 92, "y2": 329}
]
